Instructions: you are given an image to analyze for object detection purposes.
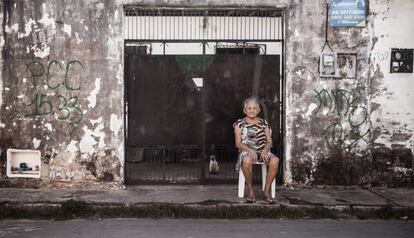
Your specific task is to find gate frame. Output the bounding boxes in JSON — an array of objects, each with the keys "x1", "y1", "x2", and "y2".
[{"x1": 122, "y1": 7, "x2": 286, "y2": 185}]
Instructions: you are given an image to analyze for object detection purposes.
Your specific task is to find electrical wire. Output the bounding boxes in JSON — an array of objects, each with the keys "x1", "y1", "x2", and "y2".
[{"x1": 321, "y1": 1, "x2": 333, "y2": 52}]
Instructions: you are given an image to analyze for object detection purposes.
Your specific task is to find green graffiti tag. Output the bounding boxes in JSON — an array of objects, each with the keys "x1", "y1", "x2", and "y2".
[
  {"x1": 313, "y1": 89, "x2": 332, "y2": 115},
  {"x1": 25, "y1": 60, "x2": 44, "y2": 90},
  {"x1": 348, "y1": 105, "x2": 368, "y2": 128},
  {"x1": 46, "y1": 60, "x2": 63, "y2": 89},
  {"x1": 25, "y1": 93, "x2": 52, "y2": 116},
  {"x1": 67, "y1": 96, "x2": 83, "y2": 124},
  {"x1": 331, "y1": 89, "x2": 357, "y2": 117},
  {"x1": 56, "y1": 95, "x2": 70, "y2": 120},
  {"x1": 314, "y1": 89, "x2": 363, "y2": 120},
  {"x1": 350, "y1": 129, "x2": 371, "y2": 146},
  {"x1": 24, "y1": 60, "x2": 85, "y2": 124},
  {"x1": 55, "y1": 95, "x2": 83, "y2": 123},
  {"x1": 64, "y1": 60, "x2": 84, "y2": 91},
  {"x1": 324, "y1": 122, "x2": 344, "y2": 147},
  {"x1": 313, "y1": 88, "x2": 370, "y2": 148}
]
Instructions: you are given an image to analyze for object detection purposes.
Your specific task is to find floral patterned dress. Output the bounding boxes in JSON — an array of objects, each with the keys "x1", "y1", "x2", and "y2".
[{"x1": 233, "y1": 117, "x2": 274, "y2": 170}]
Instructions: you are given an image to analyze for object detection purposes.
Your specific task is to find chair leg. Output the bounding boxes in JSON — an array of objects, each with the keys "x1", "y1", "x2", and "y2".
[
  {"x1": 238, "y1": 163, "x2": 276, "y2": 198},
  {"x1": 238, "y1": 169, "x2": 245, "y2": 198},
  {"x1": 261, "y1": 164, "x2": 267, "y2": 192}
]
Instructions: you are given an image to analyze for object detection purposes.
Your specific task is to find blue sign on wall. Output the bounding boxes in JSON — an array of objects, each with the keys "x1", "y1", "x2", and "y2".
[{"x1": 329, "y1": 0, "x2": 366, "y2": 27}]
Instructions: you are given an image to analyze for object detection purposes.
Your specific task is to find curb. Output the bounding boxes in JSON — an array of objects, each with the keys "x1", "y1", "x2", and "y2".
[{"x1": 1, "y1": 200, "x2": 413, "y2": 220}]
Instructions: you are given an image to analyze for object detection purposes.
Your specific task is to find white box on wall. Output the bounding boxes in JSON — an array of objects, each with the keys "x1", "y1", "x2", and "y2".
[
  {"x1": 7, "y1": 149, "x2": 41, "y2": 178},
  {"x1": 319, "y1": 52, "x2": 340, "y2": 78}
]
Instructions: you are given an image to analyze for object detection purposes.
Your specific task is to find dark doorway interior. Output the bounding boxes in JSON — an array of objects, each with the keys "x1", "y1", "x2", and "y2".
[{"x1": 125, "y1": 54, "x2": 282, "y2": 184}]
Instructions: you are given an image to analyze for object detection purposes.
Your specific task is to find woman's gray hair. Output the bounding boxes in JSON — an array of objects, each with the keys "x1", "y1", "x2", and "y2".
[{"x1": 243, "y1": 96, "x2": 260, "y2": 109}]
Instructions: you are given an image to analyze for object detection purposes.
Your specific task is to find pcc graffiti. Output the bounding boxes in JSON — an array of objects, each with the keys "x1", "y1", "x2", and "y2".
[{"x1": 24, "y1": 60, "x2": 84, "y2": 124}]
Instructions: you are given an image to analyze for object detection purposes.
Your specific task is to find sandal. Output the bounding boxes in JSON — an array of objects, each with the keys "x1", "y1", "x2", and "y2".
[
  {"x1": 246, "y1": 196, "x2": 256, "y2": 203},
  {"x1": 263, "y1": 194, "x2": 275, "y2": 204}
]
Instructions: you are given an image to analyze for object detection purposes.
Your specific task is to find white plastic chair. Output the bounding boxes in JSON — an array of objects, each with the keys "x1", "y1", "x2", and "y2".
[{"x1": 238, "y1": 161, "x2": 276, "y2": 198}]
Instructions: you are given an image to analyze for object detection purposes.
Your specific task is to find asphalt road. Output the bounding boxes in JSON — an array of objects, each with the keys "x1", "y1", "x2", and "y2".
[{"x1": 1, "y1": 219, "x2": 413, "y2": 238}]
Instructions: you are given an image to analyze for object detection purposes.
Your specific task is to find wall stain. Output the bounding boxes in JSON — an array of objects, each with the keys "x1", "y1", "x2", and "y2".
[
  {"x1": 82, "y1": 150, "x2": 120, "y2": 182},
  {"x1": 313, "y1": 150, "x2": 372, "y2": 186},
  {"x1": 371, "y1": 147, "x2": 413, "y2": 187}
]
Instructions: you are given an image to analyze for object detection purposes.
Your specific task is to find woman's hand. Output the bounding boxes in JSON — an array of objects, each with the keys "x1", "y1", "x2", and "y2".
[
  {"x1": 249, "y1": 149, "x2": 258, "y2": 161},
  {"x1": 260, "y1": 150, "x2": 270, "y2": 162}
]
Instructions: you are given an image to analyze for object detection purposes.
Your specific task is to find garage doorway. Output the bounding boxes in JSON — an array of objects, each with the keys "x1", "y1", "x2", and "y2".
[{"x1": 123, "y1": 8, "x2": 284, "y2": 184}]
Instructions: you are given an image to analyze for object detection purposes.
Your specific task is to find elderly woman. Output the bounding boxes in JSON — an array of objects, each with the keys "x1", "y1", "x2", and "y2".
[{"x1": 233, "y1": 96, "x2": 279, "y2": 204}]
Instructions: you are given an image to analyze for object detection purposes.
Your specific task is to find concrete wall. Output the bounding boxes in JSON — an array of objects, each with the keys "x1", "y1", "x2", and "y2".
[
  {"x1": 0, "y1": 0, "x2": 413, "y2": 187},
  {"x1": 369, "y1": 0, "x2": 414, "y2": 185},
  {"x1": 0, "y1": 0, "x2": 124, "y2": 185},
  {"x1": 285, "y1": 0, "x2": 373, "y2": 185},
  {"x1": 285, "y1": 0, "x2": 413, "y2": 186}
]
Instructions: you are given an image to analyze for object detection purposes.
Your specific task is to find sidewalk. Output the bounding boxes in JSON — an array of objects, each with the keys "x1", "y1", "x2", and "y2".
[{"x1": 1, "y1": 185, "x2": 413, "y2": 219}]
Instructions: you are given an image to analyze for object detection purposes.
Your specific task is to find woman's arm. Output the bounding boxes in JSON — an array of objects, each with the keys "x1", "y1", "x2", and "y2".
[
  {"x1": 234, "y1": 125, "x2": 257, "y2": 161},
  {"x1": 260, "y1": 126, "x2": 273, "y2": 162}
]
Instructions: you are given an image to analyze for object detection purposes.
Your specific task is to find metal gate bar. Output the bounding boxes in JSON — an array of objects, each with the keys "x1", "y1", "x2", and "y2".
[
  {"x1": 124, "y1": 8, "x2": 283, "y2": 41},
  {"x1": 126, "y1": 146, "x2": 201, "y2": 184},
  {"x1": 126, "y1": 145, "x2": 283, "y2": 184}
]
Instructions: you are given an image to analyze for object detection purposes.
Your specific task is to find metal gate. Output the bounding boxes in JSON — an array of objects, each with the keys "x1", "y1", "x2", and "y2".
[
  {"x1": 125, "y1": 53, "x2": 282, "y2": 184},
  {"x1": 124, "y1": 7, "x2": 284, "y2": 184}
]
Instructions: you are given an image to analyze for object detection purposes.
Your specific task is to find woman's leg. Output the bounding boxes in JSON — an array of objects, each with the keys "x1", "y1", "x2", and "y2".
[
  {"x1": 241, "y1": 156, "x2": 254, "y2": 199},
  {"x1": 264, "y1": 155, "x2": 279, "y2": 197}
]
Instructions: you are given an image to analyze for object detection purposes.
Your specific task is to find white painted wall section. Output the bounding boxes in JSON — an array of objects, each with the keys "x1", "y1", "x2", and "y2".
[{"x1": 370, "y1": 0, "x2": 414, "y2": 151}]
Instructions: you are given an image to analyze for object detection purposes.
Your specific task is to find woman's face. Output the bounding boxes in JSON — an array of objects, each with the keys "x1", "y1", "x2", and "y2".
[{"x1": 244, "y1": 101, "x2": 260, "y2": 119}]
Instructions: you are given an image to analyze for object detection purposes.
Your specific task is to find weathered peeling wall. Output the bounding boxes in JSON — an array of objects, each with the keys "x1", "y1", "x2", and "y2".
[
  {"x1": 0, "y1": 0, "x2": 412, "y2": 187},
  {"x1": 0, "y1": 0, "x2": 124, "y2": 185},
  {"x1": 0, "y1": 0, "x2": 289, "y2": 186},
  {"x1": 0, "y1": 0, "x2": 9, "y2": 178},
  {"x1": 285, "y1": 0, "x2": 413, "y2": 186},
  {"x1": 368, "y1": 0, "x2": 414, "y2": 186},
  {"x1": 285, "y1": 0, "x2": 371, "y2": 185}
]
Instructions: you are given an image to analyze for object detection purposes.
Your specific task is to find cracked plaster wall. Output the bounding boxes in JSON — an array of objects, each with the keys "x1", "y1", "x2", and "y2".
[
  {"x1": 0, "y1": 0, "x2": 413, "y2": 187},
  {"x1": 0, "y1": 0, "x2": 288, "y2": 186},
  {"x1": 285, "y1": 0, "x2": 373, "y2": 186},
  {"x1": 368, "y1": 0, "x2": 414, "y2": 186},
  {"x1": 0, "y1": 0, "x2": 124, "y2": 184},
  {"x1": 285, "y1": 0, "x2": 413, "y2": 186}
]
